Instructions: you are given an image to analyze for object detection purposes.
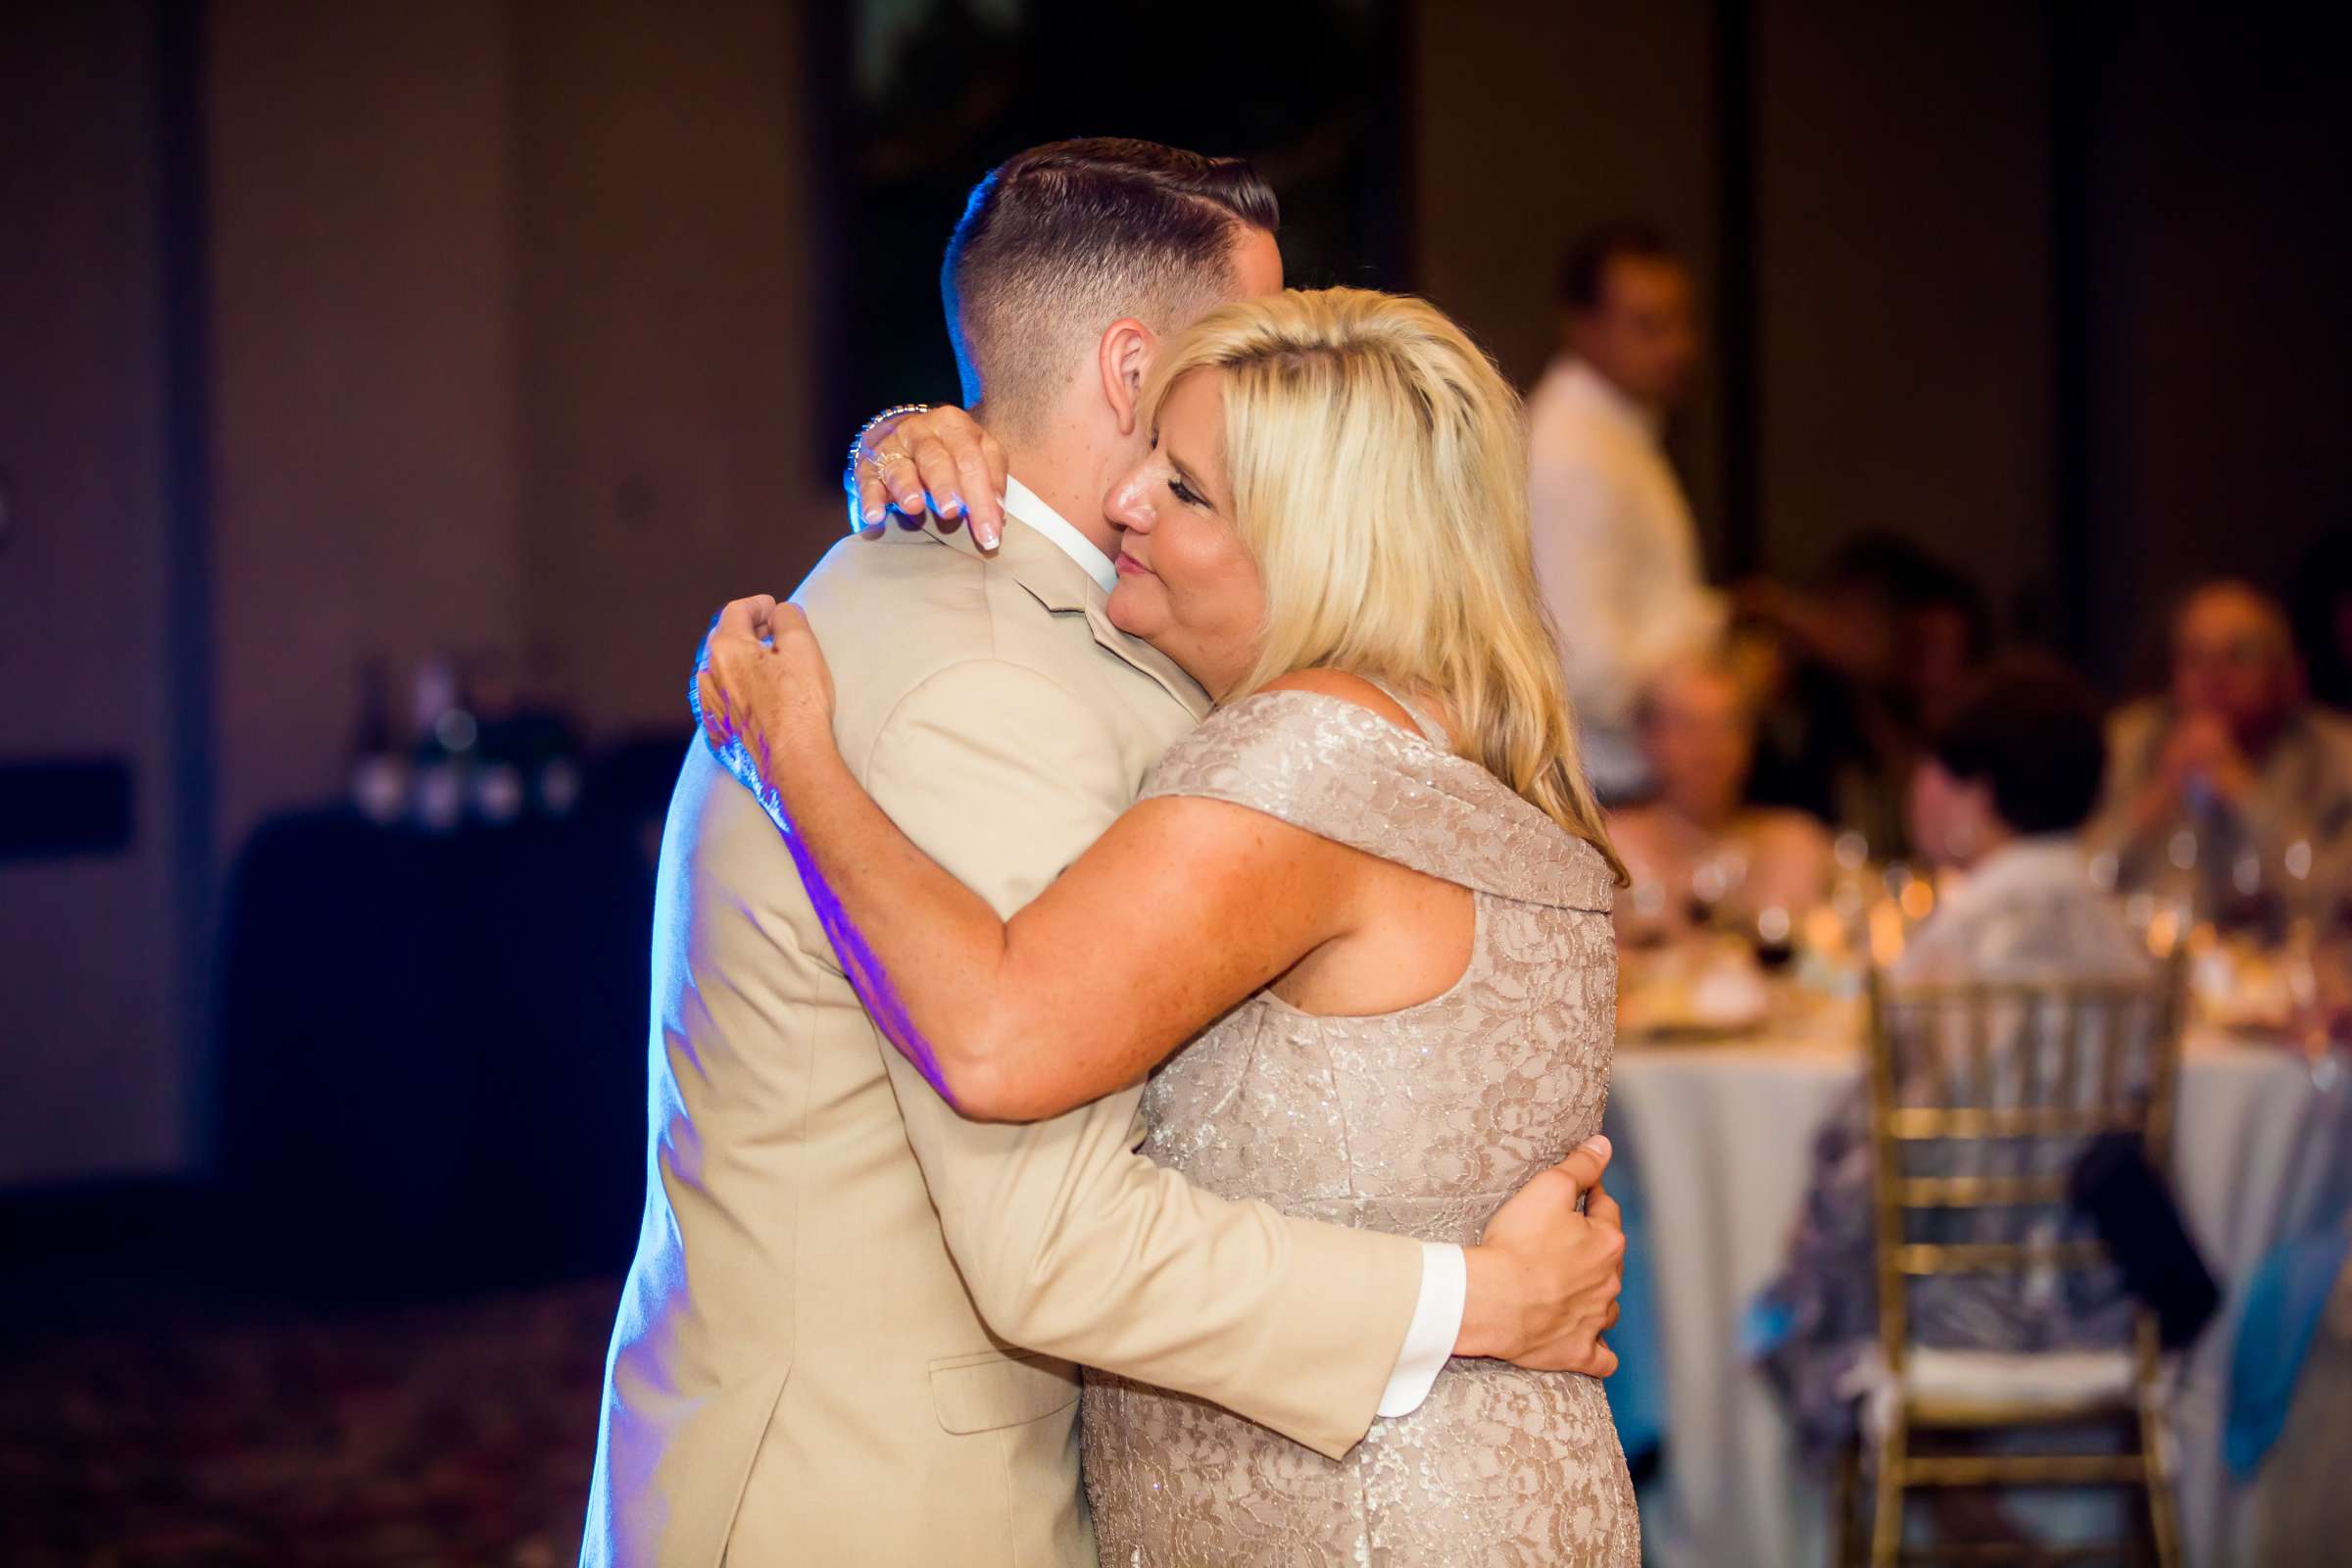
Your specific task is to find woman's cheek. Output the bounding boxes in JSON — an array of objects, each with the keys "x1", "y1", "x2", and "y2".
[{"x1": 1225, "y1": 555, "x2": 1269, "y2": 642}]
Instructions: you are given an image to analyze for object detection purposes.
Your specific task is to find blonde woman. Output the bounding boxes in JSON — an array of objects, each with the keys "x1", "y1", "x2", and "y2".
[{"x1": 700, "y1": 288, "x2": 1640, "y2": 1564}]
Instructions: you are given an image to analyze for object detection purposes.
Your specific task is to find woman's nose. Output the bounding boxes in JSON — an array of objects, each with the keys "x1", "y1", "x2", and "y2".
[{"x1": 1105, "y1": 473, "x2": 1153, "y2": 534}]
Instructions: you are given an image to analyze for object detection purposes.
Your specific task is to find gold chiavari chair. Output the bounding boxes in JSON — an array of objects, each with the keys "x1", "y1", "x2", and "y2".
[{"x1": 1834, "y1": 959, "x2": 2187, "y2": 1568}]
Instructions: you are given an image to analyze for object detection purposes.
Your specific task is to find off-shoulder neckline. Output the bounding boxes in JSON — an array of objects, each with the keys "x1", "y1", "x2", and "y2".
[
  {"x1": 1217, "y1": 684, "x2": 1449, "y2": 751},
  {"x1": 1185, "y1": 687, "x2": 1616, "y2": 913}
]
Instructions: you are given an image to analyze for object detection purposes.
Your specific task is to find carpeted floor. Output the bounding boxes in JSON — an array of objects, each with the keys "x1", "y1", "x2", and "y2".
[{"x1": 0, "y1": 1278, "x2": 620, "y2": 1566}]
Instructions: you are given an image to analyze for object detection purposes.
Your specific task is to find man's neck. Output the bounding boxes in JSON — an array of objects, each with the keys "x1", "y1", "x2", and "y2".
[
  {"x1": 987, "y1": 422, "x2": 1120, "y2": 559},
  {"x1": 1969, "y1": 823, "x2": 2021, "y2": 869}
]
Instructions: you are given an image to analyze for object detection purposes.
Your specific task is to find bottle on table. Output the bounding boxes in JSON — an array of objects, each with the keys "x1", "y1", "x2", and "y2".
[
  {"x1": 409, "y1": 652, "x2": 474, "y2": 834},
  {"x1": 348, "y1": 657, "x2": 409, "y2": 825}
]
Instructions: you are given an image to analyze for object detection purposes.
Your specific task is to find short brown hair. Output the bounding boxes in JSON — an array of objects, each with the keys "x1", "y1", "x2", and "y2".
[
  {"x1": 1929, "y1": 652, "x2": 2108, "y2": 837},
  {"x1": 941, "y1": 138, "x2": 1279, "y2": 438},
  {"x1": 1556, "y1": 221, "x2": 1679, "y2": 313}
]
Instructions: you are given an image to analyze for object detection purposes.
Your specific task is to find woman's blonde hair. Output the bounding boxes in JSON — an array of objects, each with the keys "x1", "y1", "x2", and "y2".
[{"x1": 1143, "y1": 286, "x2": 1627, "y2": 881}]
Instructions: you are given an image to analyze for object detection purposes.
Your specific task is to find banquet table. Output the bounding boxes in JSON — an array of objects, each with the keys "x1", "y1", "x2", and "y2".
[
  {"x1": 217, "y1": 808, "x2": 657, "y2": 1298},
  {"x1": 1606, "y1": 1008, "x2": 2352, "y2": 1568}
]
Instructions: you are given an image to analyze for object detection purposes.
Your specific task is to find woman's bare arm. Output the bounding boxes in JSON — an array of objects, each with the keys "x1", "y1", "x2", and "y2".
[
  {"x1": 697, "y1": 596, "x2": 1365, "y2": 1121},
  {"x1": 808, "y1": 779, "x2": 1357, "y2": 1120}
]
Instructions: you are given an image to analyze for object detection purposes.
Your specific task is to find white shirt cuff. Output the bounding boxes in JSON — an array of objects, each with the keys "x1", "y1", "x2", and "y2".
[{"x1": 1376, "y1": 1242, "x2": 1466, "y2": 1417}]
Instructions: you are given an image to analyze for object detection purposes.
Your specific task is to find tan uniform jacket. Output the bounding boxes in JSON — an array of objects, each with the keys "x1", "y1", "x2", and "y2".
[{"x1": 582, "y1": 518, "x2": 1423, "y2": 1566}]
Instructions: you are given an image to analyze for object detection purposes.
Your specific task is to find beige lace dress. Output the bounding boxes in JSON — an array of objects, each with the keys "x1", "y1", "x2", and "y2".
[{"x1": 1081, "y1": 685, "x2": 1640, "y2": 1566}]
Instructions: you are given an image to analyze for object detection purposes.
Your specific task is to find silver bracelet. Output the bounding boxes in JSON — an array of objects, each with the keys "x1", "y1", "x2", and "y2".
[{"x1": 842, "y1": 403, "x2": 933, "y2": 493}]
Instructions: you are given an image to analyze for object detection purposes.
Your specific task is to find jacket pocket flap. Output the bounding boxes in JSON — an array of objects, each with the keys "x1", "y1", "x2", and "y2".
[{"x1": 927, "y1": 1348, "x2": 1080, "y2": 1434}]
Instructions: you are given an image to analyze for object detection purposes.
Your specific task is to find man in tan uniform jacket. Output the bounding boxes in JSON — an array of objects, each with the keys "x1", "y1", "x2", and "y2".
[{"x1": 583, "y1": 139, "x2": 1625, "y2": 1567}]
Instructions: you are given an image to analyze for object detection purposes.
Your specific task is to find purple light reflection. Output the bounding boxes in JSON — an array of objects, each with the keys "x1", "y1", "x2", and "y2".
[{"x1": 716, "y1": 731, "x2": 956, "y2": 1108}]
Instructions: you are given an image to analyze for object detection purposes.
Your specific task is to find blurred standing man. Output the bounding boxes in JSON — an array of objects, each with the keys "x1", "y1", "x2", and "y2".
[
  {"x1": 1526, "y1": 224, "x2": 1722, "y2": 803},
  {"x1": 2088, "y1": 579, "x2": 2352, "y2": 919}
]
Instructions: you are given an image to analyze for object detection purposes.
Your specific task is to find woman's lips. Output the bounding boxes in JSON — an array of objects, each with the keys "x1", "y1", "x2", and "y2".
[{"x1": 1114, "y1": 552, "x2": 1152, "y2": 577}]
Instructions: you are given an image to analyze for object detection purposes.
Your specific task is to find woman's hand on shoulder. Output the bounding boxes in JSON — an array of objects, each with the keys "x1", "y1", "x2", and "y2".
[
  {"x1": 851, "y1": 405, "x2": 1008, "y2": 545},
  {"x1": 695, "y1": 595, "x2": 838, "y2": 803}
]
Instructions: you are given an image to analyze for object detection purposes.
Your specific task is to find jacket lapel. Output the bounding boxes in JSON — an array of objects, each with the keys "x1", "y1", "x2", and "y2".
[{"x1": 1075, "y1": 597, "x2": 1213, "y2": 722}]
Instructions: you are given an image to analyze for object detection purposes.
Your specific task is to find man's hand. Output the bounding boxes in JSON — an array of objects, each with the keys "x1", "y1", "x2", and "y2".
[
  {"x1": 1456, "y1": 1136, "x2": 1627, "y2": 1377},
  {"x1": 851, "y1": 405, "x2": 1009, "y2": 546},
  {"x1": 2167, "y1": 711, "x2": 2257, "y2": 808},
  {"x1": 2132, "y1": 710, "x2": 2257, "y2": 838}
]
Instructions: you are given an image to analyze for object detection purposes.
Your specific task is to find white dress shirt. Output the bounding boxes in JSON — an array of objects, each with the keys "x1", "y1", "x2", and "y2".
[
  {"x1": 1002, "y1": 474, "x2": 1118, "y2": 593},
  {"x1": 1002, "y1": 473, "x2": 1468, "y2": 1417},
  {"x1": 1895, "y1": 836, "x2": 2151, "y2": 985},
  {"x1": 1525, "y1": 358, "x2": 1723, "y2": 799}
]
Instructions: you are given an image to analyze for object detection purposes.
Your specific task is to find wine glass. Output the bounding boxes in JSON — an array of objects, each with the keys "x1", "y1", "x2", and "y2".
[{"x1": 1689, "y1": 842, "x2": 1749, "y2": 931}]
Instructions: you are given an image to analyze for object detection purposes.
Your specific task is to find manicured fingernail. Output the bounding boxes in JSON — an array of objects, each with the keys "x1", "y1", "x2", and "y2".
[
  {"x1": 976, "y1": 521, "x2": 999, "y2": 550},
  {"x1": 1585, "y1": 1134, "x2": 1611, "y2": 1158},
  {"x1": 861, "y1": 502, "x2": 882, "y2": 524},
  {"x1": 941, "y1": 495, "x2": 963, "y2": 517}
]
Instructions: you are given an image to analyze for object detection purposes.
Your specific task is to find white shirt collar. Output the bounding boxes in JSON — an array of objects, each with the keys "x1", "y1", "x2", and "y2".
[
  {"x1": 1970, "y1": 834, "x2": 2089, "y2": 887},
  {"x1": 1002, "y1": 474, "x2": 1117, "y2": 595},
  {"x1": 1936, "y1": 835, "x2": 2092, "y2": 922}
]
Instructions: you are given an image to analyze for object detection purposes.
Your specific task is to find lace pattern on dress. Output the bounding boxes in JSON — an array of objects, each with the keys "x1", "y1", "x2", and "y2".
[{"x1": 1085, "y1": 689, "x2": 1639, "y2": 1566}]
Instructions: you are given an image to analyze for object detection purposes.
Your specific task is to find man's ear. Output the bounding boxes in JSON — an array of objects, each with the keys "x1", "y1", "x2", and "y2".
[{"x1": 1098, "y1": 318, "x2": 1156, "y2": 437}]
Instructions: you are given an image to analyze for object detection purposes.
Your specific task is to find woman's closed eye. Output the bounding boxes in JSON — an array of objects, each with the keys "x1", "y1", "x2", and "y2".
[{"x1": 1166, "y1": 474, "x2": 1207, "y2": 508}]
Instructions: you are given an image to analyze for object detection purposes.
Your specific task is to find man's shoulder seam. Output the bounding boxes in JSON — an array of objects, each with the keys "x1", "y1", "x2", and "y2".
[{"x1": 854, "y1": 654, "x2": 1109, "y2": 776}]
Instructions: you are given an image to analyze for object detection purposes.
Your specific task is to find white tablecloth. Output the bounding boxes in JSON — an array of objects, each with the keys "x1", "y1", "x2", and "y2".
[{"x1": 1607, "y1": 1023, "x2": 2352, "y2": 1568}]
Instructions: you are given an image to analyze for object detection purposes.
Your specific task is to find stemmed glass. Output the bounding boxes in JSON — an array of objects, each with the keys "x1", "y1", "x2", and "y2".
[{"x1": 1688, "y1": 842, "x2": 1749, "y2": 931}]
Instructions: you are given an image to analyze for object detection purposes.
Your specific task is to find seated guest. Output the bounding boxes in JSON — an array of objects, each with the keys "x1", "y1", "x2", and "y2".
[
  {"x1": 1752, "y1": 654, "x2": 2147, "y2": 1464},
  {"x1": 1739, "y1": 534, "x2": 1990, "y2": 860},
  {"x1": 2086, "y1": 579, "x2": 2352, "y2": 921},
  {"x1": 1610, "y1": 654, "x2": 1830, "y2": 944}
]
